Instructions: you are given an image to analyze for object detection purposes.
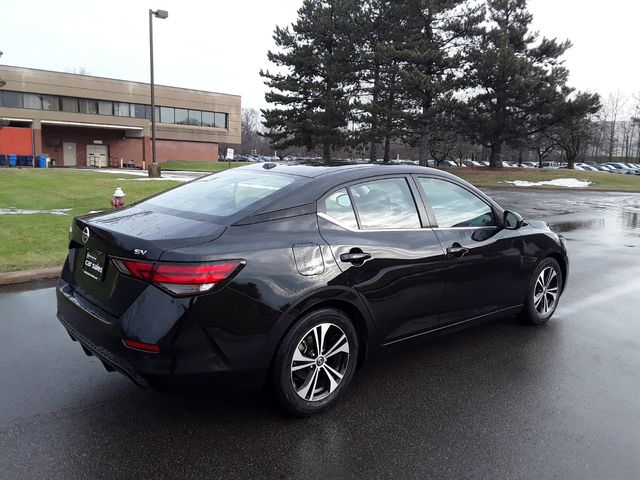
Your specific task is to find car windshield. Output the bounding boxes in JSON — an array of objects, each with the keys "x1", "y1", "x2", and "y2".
[{"x1": 143, "y1": 169, "x2": 297, "y2": 220}]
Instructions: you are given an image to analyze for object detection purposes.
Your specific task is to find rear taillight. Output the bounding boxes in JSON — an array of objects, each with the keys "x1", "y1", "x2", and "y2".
[{"x1": 113, "y1": 259, "x2": 244, "y2": 296}]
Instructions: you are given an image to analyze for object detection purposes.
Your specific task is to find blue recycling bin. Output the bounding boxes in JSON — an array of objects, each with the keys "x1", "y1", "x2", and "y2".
[
  {"x1": 7, "y1": 154, "x2": 17, "y2": 167},
  {"x1": 37, "y1": 154, "x2": 47, "y2": 168},
  {"x1": 0, "y1": 155, "x2": 5, "y2": 166}
]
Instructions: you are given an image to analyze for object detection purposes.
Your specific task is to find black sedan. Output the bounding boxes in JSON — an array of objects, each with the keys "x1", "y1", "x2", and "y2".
[{"x1": 56, "y1": 163, "x2": 568, "y2": 415}]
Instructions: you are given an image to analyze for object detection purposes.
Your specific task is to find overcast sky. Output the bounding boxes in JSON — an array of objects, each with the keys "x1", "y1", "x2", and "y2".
[{"x1": 1, "y1": 0, "x2": 638, "y2": 113}]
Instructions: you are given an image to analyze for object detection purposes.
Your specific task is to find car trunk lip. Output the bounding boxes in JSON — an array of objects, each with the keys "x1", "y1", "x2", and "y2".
[{"x1": 73, "y1": 209, "x2": 228, "y2": 262}]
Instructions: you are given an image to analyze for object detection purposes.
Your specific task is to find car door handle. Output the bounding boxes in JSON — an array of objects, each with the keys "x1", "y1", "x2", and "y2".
[
  {"x1": 446, "y1": 245, "x2": 469, "y2": 257},
  {"x1": 340, "y1": 252, "x2": 372, "y2": 264}
]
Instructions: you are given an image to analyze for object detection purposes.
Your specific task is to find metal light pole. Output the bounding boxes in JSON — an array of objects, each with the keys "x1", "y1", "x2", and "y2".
[{"x1": 148, "y1": 8, "x2": 168, "y2": 178}]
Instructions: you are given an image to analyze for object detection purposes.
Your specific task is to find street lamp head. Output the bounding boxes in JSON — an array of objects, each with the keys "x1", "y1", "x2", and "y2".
[{"x1": 152, "y1": 9, "x2": 169, "y2": 19}]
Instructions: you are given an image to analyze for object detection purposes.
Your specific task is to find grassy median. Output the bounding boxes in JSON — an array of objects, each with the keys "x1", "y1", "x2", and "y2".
[
  {"x1": 161, "y1": 161, "x2": 252, "y2": 172},
  {"x1": 0, "y1": 169, "x2": 179, "y2": 272},
  {"x1": 453, "y1": 168, "x2": 640, "y2": 191}
]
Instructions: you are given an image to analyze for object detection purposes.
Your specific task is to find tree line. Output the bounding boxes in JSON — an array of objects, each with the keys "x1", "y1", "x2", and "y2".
[{"x1": 259, "y1": 0, "x2": 602, "y2": 168}]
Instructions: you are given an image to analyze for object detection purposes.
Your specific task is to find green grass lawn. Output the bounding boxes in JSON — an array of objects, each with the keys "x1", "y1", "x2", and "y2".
[
  {"x1": 161, "y1": 161, "x2": 253, "y2": 172},
  {"x1": 453, "y1": 168, "x2": 640, "y2": 191},
  {"x1": 0, "y1": 169, "x2": 179, "y2": 272}
]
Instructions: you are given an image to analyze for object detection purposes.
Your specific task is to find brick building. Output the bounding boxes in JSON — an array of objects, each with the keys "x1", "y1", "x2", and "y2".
[{"x1": 0, "y1": 65, "x2": 240, "y2": 167}]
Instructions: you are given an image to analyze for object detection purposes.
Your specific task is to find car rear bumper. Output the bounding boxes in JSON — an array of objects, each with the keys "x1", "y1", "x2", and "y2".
[{"x1": 56, "y1": 277, "x2": 269, "y2": 391}]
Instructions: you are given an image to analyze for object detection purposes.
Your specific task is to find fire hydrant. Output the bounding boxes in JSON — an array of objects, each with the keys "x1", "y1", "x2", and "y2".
[{"x1": 111, "y1": 187, "x2": 126, "y2": 209}]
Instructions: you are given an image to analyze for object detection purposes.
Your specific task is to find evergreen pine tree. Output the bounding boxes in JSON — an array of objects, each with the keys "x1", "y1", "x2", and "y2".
[
  {"x1": 461, "y1": 0, "x2": 574, "y2": 167},
  {"x1": 260, "y1": 0, "x2": 361, "y2": 160},
  {"x1": 392, "y1": 0, "x2": 484, "y2": 166}
]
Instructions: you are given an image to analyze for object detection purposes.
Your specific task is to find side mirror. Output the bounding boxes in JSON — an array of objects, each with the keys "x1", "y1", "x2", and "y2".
[{"x1": 504, "y1": 210, "x2": 524, "y2": 230}]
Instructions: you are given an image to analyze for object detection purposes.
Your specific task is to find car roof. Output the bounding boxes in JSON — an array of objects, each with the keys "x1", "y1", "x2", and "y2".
[{"x1": 233, "y1": 161, "x2": 495, "y2": 224}]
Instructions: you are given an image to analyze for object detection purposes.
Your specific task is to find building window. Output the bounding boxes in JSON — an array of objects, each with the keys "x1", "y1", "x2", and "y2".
[
  {"x1": 175, "y1": 108, "x2": 188, "y2": 124},
  {"x1": 61, "y1": 97, "x2": 79, "y2": 113},
  {"x1": 42, "y1": 95, "x2": 60, "y2": 111},
  {"x1": 188, "y1": 110, "x2": 202, "y2": 126},
  {"x1": 80, "y1": 99, "x2": 98, "y2": 114},
  {"x1": 114, "y1": 102, "x2": 130, "y2": 116},
  {"x1": 202, "y1": 111, "x2": 215, "y2": 127},
  {"x1": 98, "y1": 101, "x2": 113, "y2": 115},
  {"x1": 215, "y1": 112, "x2": 227, "y2": 128},
  {"x1": 23, "y1": 93, "x2": 42, "y2": 109},
  {"x1": 2, "y1": 91, "x2": 23, "y2": 108},
  {"x1": 132, "y1": 104, "x2": 146, "y2": 119},
  {"x1": 160, "y1": 107, "x2": 174, "y2": 123}
]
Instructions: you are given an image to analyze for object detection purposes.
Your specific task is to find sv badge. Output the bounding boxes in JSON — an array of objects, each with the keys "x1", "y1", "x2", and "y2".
[{"x1": 134, "y1": 249, "x2": 148, "y2": 256}]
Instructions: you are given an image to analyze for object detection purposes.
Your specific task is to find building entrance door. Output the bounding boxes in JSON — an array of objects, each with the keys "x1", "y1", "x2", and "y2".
[
  {"x1": 63, "y1": 142, "x2": 77, "y2": 166},
  {"x1": 87, "y1": 145, "x2": 108, "y2": 168}
]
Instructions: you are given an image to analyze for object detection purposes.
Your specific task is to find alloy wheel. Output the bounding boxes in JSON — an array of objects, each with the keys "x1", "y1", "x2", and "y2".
[
  {"x1": 533, "y1": 266, "x2": 559, "y2": 316},
  {"x1": 290, "y1": 323, "x2": 350, "y2": 402}
]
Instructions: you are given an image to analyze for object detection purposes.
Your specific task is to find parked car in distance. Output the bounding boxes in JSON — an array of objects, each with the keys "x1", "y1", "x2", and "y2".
[
  {"x1": 439, "y1": 160, "x2": 463, "y2": 168},
  {"x1": 463, "y1": 160, "x2": 484, "y2": 168},
  {"x1": 500, "y1": 161, "x2": 518, "y2": 168},
  {"x1": 604, "y1": 163, "x2": 639, "y2": 175},
  {"x1": 56, "y1": 163, "x2": 569, "y2": 416},
  {"x1": 540, "y1": 161, "x2": 560, "y2": 169}
]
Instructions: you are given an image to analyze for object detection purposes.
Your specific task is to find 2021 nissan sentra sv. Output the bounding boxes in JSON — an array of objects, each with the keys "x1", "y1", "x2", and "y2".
[{"x1": 56, "y1": 163, "x2": 568, "y2": 415}]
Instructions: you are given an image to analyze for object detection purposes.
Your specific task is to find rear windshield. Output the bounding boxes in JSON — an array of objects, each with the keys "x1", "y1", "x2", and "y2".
[{"x1": 144, "y1": 169, "x2": 296, "y2": 219}]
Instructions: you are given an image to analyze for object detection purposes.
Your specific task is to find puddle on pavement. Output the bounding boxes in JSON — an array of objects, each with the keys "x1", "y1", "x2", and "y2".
[
  {"x1": 549, "y1": 209, "x2": 640, "y2": 246},
  {"x1": 550, "y1": 218, "x2": 606, "y2": 233},
  {"x1": 0, "y1": 208, "x2": 72, "y2": 215}
]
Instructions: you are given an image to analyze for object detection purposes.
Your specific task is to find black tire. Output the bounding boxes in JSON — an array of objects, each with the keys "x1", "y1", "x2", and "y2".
[
  {"x1": 273, "y1": 308, "x2": 359, "y2": 416},
  {"x1": 521, "y1": 257, "x2": 563, "y2": 325}
]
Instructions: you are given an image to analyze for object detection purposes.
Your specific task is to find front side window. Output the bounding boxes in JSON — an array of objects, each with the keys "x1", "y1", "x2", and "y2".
[
  {"x1": 322, "y1": 188, "x2": 358, "y2": 229},
  {"x1": 418, "y1": 178, "x2": 495, "y2": 228},
  {"x1": 350, "y1": 178, "x2": 421, "y2": 230}
]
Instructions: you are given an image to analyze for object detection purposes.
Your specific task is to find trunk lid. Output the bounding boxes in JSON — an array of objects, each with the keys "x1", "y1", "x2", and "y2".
[{"x1": 67, "y1": 205, "x2": 226, "y2": 317}]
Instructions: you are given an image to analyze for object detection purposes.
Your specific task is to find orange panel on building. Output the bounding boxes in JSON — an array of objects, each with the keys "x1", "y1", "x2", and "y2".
[{"x1": 0, "y1": 127, "x2": 33, "y2": 155}]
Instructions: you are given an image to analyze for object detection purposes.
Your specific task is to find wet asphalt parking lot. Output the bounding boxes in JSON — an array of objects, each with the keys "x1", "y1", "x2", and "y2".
[{"x1": 1, "y1": 188, "x2": 639, "y2": 480}]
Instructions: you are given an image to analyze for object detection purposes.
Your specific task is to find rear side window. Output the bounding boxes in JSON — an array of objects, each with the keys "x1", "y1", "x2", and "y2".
[
  {"x1": 418, "y1": 178, "x2": 495, "y2": 228},
  {"x1": 145, "y1": 169, "x2": 295, "y2": 218},
  {"x1": 323, "y1": 188, "x2": 359, "y2": 229},
  {"x1": 350, "y1": 178, "x2": 421, "y2": 230},
  {"x1": 320, "y1": 178, "x2": 421, "y2": 230}
]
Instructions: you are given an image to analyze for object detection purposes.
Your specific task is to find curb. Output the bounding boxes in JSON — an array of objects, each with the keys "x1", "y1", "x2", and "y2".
[{"x1": 0, "y1": 267, "x2": 62, "y2": 286}]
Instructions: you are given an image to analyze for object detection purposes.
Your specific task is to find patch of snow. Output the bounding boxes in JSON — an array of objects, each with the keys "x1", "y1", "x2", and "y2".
[
  {"x1": 85, "y1": 168, "x2": 202, "y2": 182},
  {"x1": 116, "y1": 177, "x2": 179, "y2": 182},
  {"x1": 0, "y1": 208, "x2": 72, "y2": 215},
  {"x1": 505, "y1": 178, "x2": 592, "y2": 188}
]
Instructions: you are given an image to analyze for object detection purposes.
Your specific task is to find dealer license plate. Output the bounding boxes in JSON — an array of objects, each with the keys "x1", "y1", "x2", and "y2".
[{"x1": 82, "y1": 249, "x2": 106, "y2": 281}]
